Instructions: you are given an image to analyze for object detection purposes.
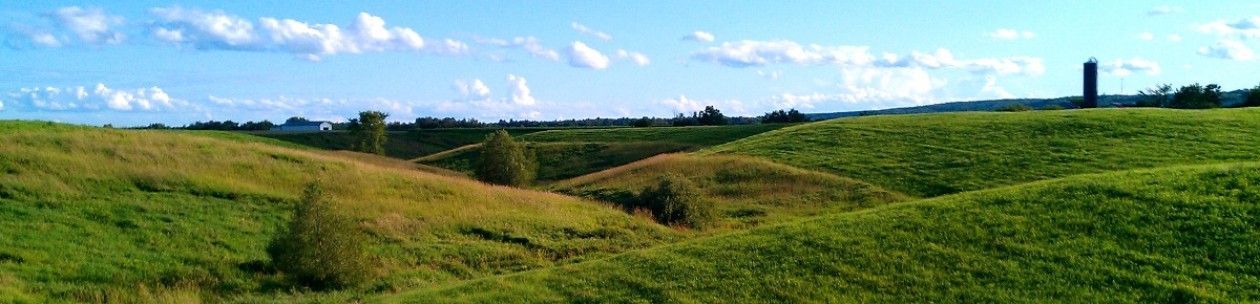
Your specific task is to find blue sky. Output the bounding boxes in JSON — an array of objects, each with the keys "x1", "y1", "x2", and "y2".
[{"x1": 2, "y1": 1, "x2": 1259, "y2": 126}]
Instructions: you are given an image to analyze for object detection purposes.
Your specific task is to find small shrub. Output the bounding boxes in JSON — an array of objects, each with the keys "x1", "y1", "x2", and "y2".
[
  {"x1": 637, "y1": 174, "x2": 716, "y2": 229},
  {"x1": 475, "y1": 130, "x2": 537, "y2": 187},
  {"x1": 267, "y1": 181, "x2": 374, "y2": 290},
  {"x1": 1040, "y1": 105, "x2": 1065, "y2": 111}
]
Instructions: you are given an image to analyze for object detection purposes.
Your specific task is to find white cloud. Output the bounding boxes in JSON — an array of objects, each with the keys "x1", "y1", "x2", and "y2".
[
  {"x1": 987, "y1": 28, "x2": 1034, "y2": 40},
  {"x1": 1148, "y1": 5, "x2": 1182, "y2": 16},
  {"x1": 1198, "y1": 40, "x2": 1256, "y2": 61},
  {"x1": 658, "y1": 95, "x2": 749, "y2": 116},
  {"x1": 507, "y1": 74, "x2": 536, "y2": 105},
  {"x1": 1099, "y1": 58, "x2": 1162, "y2": 76},
  {"x1": 980, "y1": 75, "x2": 1015, "y2": 99},
  {"x1": 149, "y1": 7, "x2": 461, "y2": 60},
  {"x1": 682, "y1": 31, "x2": 715, "y2": 42},
  {"x1": 5, "y1": 83, "x2": 188, "y2": 112},
  {"x1": 1169, "y1": 34, "x2": 1182, "y2": 42},
  {"x1": 1198, "y1": 16, "x2": 1260, "y2": 39},
  {"x1": 757, "y1": 70, "x2": 782, "y2": 79},
  {"x1": 453, "y1": 79, "x2": 491, "y2": 100},
  {"x1": 767, "y1": 93, "x2": 827, "y2": 109},
  {"x1": 28, "y1": 32, "x2": 62, "y2": 47},
  {"x1": 615, "y1": 49, "x2": 651, "y2": 66},
  {"x1": 150, "y1": 6, "x2": 260, "y2": 48},
  {"x1": 690, "y1": 40, "x2": 876, "y2": 67},
  {"x1": 1135, "y1": 32, "x2": 1154, "y2": 40},
  {"x1": 571, "y1": 22, "x2": 612, "y2": 41},
  {"x1": 836, "y1": 67, "x2": 940, "y2": 106},
  {"x1": 51, "y1": 6, "x2": 125, "y2": 45},
  {"x1": 565, "y1": 41, "x2": 610, "y2": 69},
  {"x1": 476, "y1": 36, "x2": 560, "y2": 61},
  {"x1": 876, "y1": 48, "x2": 1044, "y2": 76}
]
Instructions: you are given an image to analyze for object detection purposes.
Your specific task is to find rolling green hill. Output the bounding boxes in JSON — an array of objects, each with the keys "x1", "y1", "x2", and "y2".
[
  {"x1": 254, "y1": 129, "x2": 544, "y2": 160},
  {"x1": 0, "y1": 121, "x2": 681, "y2": 303},
  {"x1": 419, "y1": 124, "x2": 791, "y2": 184},
  {"x1": 382, "y1": 162, "x2": 1260, "y2": 303},
  {"x1": 552, "y1": 154, "x2": 908, "y2": 228},
  {"x1": 705, "y1": 108, "x2": 1260, "y2": 197}
]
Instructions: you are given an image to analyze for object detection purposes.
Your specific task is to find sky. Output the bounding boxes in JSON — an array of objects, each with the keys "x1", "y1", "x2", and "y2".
[{"x1": 2, "y1": 1, "x2": 1259, "y2": 127}]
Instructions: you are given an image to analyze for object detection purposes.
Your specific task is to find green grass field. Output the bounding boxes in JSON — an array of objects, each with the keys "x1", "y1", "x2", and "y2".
[
  {"x1": 705, "y1": 108, "x2": 1260, "y2": 197},
  {"x1": 552, "y1": 153, "x2": 908, "y2": 228},
  {"x1": 254, "y1": 129, "x2": 544, "y2": 160},
  {"x1": 418, "y1": 124, "x2": 790, "y2": 184},
  {"x1": 382, "y1": 162, "x2": 1260, "y2": 303},
  {"x1": 0, "y1": 121, "x2": 681, "y2": 303}
]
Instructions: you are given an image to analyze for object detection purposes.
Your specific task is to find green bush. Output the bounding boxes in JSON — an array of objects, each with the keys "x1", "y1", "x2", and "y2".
[
  {"x1": 996, "y1": 104, "x2": 1033, "y2": 112},
  {"x1": 475, "y1": 130, "x2": 537, "y2": 186},
  {"x1": 267, "y1": 181, "x2": 374, "y2": 290},
  {"x1": 1039, "y1": 105, "x2": 1065, "y2": 111},
  {"x1": 637, "y1": 174, "x2": 715, "y2": 229}
]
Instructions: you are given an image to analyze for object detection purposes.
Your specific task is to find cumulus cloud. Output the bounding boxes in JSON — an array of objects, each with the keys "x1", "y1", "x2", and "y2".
[
  {"x1": 682, "y1": 31, "x2": 715, "y2": 42},
  {"x1": 658, "y1": 95, "x2": 748, "y2": 116},
  {"x1": 1148, "y1": 5, "x2": 1182, "y2": 16},
  {"x1": 1169, "y1": 34, "x2": 1182, "y2": 42},
  {"x1": 51, "y1": 6, "x2": 125, "y2": 45},
  {"x1": 615, "y1": 49, "x2": 651, "y2": 66},
  {"x1": 876, "y1": 48, "x2": 1045, "y2": 75},
  {"x1": 757, "y1": 70, "x2": 782, "y2": 79},
  {"x1": 1198, "y1": 16, "x2": 1260, "y2": 39},
  {"x1": 1135, "y1": 32, "x2": 1154, "y2": 40},
  {"x1": 836, "y1": 67, "x2": 940, "y2": 105},
  {"x1": 5, "y1": 83, "x2": 188, "y2": 112},
  {"x1": 690, "y1": 40, "x2": 876, "y2": 67},
  {"x1": 1198, "y1": 40, "x2": 1255, "y2": 61},
  {"x1": 767, "y1": 93, "x2": 828, "y2": 109},
  {"x1": 1099, "y1": 58, "x2": 1161, "y2": 76},
  {"x1": 571, "y1": 22, "x2": 612, "y2": 41},
  {"x1": 453, "y1": 79, "x2": 491, "y2": 100},
  {"x1": 475, "y1": 36, "x2": 560, "y2": 61},
  {"x1": 507, "y1": 74, "x2": 536, "y2": 105},
  {"x1": 987, "y1": 28, "x2": 1034, "y2": 40},
  {"x1": 149, "y1": 7, "x2": 462, "y2": 60},
  {"x1": 565, "y1": 41, "x2": 610, "y2": 69},
  {"x1": 980, "y1": 75, "x2": 1015, "y2": 99}
]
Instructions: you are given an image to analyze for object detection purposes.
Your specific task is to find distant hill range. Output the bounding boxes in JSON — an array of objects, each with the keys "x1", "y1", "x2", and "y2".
[{"x1": 806, "y1": 90, "x2": 1250, "y2": 120}]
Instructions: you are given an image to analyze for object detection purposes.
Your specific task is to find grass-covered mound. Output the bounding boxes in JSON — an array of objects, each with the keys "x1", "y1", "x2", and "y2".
[
  {"x1": 384, "y1": 162, "x2": 1260, "y2": 303},
  {"x1": 705, "y1": 108, "x2": 1260, "y2": 197},
  {"x1": 255, "y1": 129, "x2": 545, "y2": 160},
  {"x1": 0, "y1": 121, "x2": 681, "y2": 303},
  {"x1": 418, "y1": 142, "x2": 698, "y2": 183},
  {"x1": 552, "y1": 154, "x2": 908, "y2": 228}
]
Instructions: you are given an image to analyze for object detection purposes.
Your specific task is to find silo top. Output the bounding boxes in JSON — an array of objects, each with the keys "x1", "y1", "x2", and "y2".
[{"x1": 1086, "y1": 57, "x2": 1098, "y2": 64}]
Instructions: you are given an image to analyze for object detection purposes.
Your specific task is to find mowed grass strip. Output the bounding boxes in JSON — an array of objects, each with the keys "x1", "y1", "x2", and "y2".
[
  {"x1": 382, "y1": 162, "x2": 1260, "y2": 303},
  {"x1": 519, "y1": 124, "x2": 790, "y2": 145},
  {"x1": 704, "y1": 108, "x2": 1260, "y2": 197},
  {"x1": 418, "y1": 142, "x2": 700, "y2": 183},
  {"x1": 0, "y1": 121, "x2": 681, "y2": 303},
  {"x1": 553, "y1": 154, "x2": 909, "y2": 228}
]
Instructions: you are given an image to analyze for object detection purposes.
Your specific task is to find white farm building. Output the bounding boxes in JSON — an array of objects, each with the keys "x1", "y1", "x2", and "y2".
[{"x1": 274, "y1": 121, "x2": 333, "y2": 131}]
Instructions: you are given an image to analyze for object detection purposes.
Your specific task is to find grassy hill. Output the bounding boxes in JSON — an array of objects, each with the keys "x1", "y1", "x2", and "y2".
[
  {"x1": 381, "y1": 162, "x2": 1260, "y2": 303},
  {"x1": 419, "y1": 124, "x2": 791, "y2": 184},
  {"x1": 706, "y1": 108, "x2": 1260, "y2": 197},
  {"x1": 0, "y1": 121, "x2": 681, "y2": 303},
  {"x1": 552, "y1": 154, "x2": 908, "y2": 228},
  {"x1": 254, "y1": 129, "x2": 545, "y2": 160}
]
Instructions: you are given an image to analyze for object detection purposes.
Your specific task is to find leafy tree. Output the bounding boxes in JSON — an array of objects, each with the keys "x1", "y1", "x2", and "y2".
[
  {"x1": 349, "y1": 111, "x2": 389, "y2": 155},
  {"x1": 637, "y1": 174, "x2": 715, "y2": 229},
  {"x1": 475, "y1": 130, "x2": 537, "y2": 187},
  {"x1": 996, "y1": 104, "x2": 1033, "y2": 112},
  {"x1": 1169, "y1": 83, "x2": 1222, "y2": 109},
  {"x1": 1137, "y1": 84, "x2": 1173, "y2": 108},
  {"x1": 1240, "y1": 84, "x2": 1260, "y2": 108},
  {"x1": 631, "y1": 116, "x2": 653, "y2": 128},
  {"x1": 285, "y1": 116, "x2": 310, "y2": 124},
  {"x1": 672, "y1": 113, "x2": 699, "y2": 126},
  {"x1": 762, "y1": 109, "x2": 810, "y2": 123},
  {"x1": 1040, "y1": 105, "x2": 1066, "y2": 110},
  {"x1": 697, "y1": 105, "x2": 728, "y2": 125},
  {"x1": 267, "y1": 181, "x2": 374, "y2": 290}
]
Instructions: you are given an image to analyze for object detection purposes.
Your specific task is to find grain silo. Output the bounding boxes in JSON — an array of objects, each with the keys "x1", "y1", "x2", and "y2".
[{"x1": 1083, "y1": 57, "x2": 1098, "y2": 108}]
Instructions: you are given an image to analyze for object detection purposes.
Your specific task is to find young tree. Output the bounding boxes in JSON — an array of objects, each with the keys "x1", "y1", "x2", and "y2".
[
  {"x1": 267, "y1": 181, "x2": 373, "y2": 290},
  {"x1": 285, "y1": 116, "x2": 310, "y2": 124},
  {"x1": 1137, "y1": 84, "x2": 1173, "y2": 107},
  {"x1": 697, "y1": 105, "x2": 728, "y2": 125},
  {"x1": 475, "y1": 130, "x2": 537, "y2": 187},
  {"x1": 637, "y1": 174, "x2": 715, "y2": 229},
  {"x1": 1169, "y1": 83, "x2": 1222, "y2": 109},
  {"x1": 762, "y1": 109, "x2": 810, "y2": 123},
  {"x1": 349, "y1": 111, "x2": 389, "y2": 155}
]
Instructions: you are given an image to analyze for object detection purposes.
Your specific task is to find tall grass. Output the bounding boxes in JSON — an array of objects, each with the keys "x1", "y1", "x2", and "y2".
[
  {"x1": 0, "y1": 121, "x2": 681, "y2": 302},
  {"x1": 705, "y1": 108, "x2": 1260, "y2": 197},
  {"x1": 383, "y1": 162, "x2": 1260, "y2": 303}
]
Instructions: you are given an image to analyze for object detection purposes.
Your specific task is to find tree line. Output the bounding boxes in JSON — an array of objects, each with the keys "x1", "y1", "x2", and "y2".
[{"x1": 1135, "y1": 83, "x2": 1260, "y2": 109}]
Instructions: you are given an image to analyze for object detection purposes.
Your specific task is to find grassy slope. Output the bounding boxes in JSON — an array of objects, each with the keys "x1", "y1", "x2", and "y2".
[
  {"x1": 704, "y1": 108, "x2": 1260, "y2": 197},
  {"x1": 552, "y1": 154, "x2": 909, "y2": 228},
  {"x1": 253, "y1": 129, "x2": 544, "y2": 160},
  {"x1": 419, "y1": 124, "x2": 791, "y2": 183},
  {"x1": 0, "y1": 121, "x2": 681, "y2": 303},
  {"x1": 384, "y1": 162, "x2": 1260, "y2": 303}
]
